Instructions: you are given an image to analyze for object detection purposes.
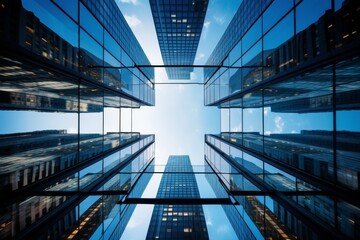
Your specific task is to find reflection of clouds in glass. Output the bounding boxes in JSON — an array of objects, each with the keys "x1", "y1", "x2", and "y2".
[
  {"x1": 124, "y1": 14, "x2": 142, "y2": 28},
  {"x1": 118, "y1": 0, "x2": 139, "y2": 5},
  {"x1": 264, "y1": 107, "x2": 270, "y2": 116},
  {"x1": 265, "y1": 130, "x2": 272, "y2": 135},
  {"x1": 214, "y1": 15, "x2": 225, "y2": 25},
  {"x1": 67, "y1": 128, "x2": 77, "y2": 133},
  {"x1": 231, "y1": 124, "x2": 241, "y2": 132},
  {"x1": 190, "y1": 71, "x2": 198, "y2": 81},
  {"x1": 247, "y1": 125, "x2": 254, "y2": 132},
  {"x1": 291, "y1": 130, "x2": 297, "y2": 133},
  {"x1": 274, "y1": 116, "x2": 284, "y2": 133},
  {"x1": 246, "y1": 108, "x2": 254, "y2": 114},
  {"x1": 216, "y1": 224, "x2": 230, "y2": 234},
  {"x1": 125, "y1": 217, "x2": 139, "y2": 229}
]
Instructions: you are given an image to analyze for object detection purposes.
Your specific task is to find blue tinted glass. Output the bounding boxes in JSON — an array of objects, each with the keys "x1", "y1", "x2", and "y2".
[
  {"x1": 80, "y1": 3, "x2": 103, "y2": 45},
  {"x1": 23, "y1": 0, "x2": 78, "y2": 46},
  {"x1": 263, "y1": 0, "x2": 293, "y2": 33},
  {"x1": 52, "y1": 0, "x2": 78, "y2": 21},
  {"x1": 80, "y1": 29, "x2": 103, "y2": 62},
  {"x1": 296, "y1": 0, "x2": 331, "y2": 33}
]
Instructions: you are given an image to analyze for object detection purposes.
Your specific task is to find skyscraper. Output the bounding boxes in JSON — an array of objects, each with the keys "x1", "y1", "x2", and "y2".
[
  {"x1": 149, "y1": 0, "x2": 208, "y2": 79},
  {"x1": 204, "y1": 0, "x2": 360, "y2": 239},
  {"x1": 146, "y1": 155, "x2": 209, "y2": 239},
  {"x1": 0, "y1": 0, "x2": 155, "y2": 239}
]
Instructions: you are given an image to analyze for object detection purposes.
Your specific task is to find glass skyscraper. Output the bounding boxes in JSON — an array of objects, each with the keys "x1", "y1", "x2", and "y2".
[
  {"x1": 1, "y1": 0, "x2": 359, "y2": 239},
  {"x1": 149, "y1": 0, "x2": 208, "y2": 79},
  {"x1": 204, "y1": 0, "x2": 360, "y2": 239},
  {"x1": 146, "y1": 155, "x2": 208, "y2": 239},
  {"x1": 0, "y1": 0, "x2": 155, "y2": 239}
]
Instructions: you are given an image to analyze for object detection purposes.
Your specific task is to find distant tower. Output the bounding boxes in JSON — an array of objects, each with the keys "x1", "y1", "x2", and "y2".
[{"x1": 146, "y1": 155, "x2": 209, "y2": 239}]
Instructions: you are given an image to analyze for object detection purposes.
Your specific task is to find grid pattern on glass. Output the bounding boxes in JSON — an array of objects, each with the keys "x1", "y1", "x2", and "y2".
[{"x1": 150, "y1": 0, "x2": 208, "y2": 79}]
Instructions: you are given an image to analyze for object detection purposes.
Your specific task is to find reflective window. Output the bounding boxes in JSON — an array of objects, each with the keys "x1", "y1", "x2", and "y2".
[
  {"x1": 80, "y1": 3, "x2": 103, "y2": 45},
  {"x1": 79, "y1": 83, "x2": 104, "y2": 162},
  {"x1": 335, "y1": 58, "x2": 360, "y2": 190},
  {"x1": 242, "y1": 41, "x2": 262, "y2": 88},
  {"x1": 295, "y1": 0, "x2": 331, "y2": 34},
  {"x1": 80, "y1": 29, "x2": 103, "y2": 83},
  {"x1": 264, "y1": 66, "x2": 334, "y2": 181},
  {"x1": 263, "y1": 12, "x2": 294, "y2": 79},
  {"x1": 52, "y1": 0, "x2": 78, "y2": 21},
  {"x1": 263, "y1": 0, "x2": 293, "y2": 33},
  {"x1": 243, "y1": 90, "x2": 263, "y2": 153},
  {"x1": 23, "y1": 0, "x2": 78, "y2": 47},
  {"x1": 242, "y1": 18, "x2": 262, "y2": 53}
]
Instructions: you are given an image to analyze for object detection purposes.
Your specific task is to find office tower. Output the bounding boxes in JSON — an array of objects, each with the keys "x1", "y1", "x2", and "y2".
[
  {"x1": 204, "y1": 0, "x2": 360, "y2": 239},
  {"x1": 0, "y1": 0, "x2": 155, "y2": 239},
  {"x1": 149, "y1": 0, "x2": 208, "y2": 79},
  {"x1": 146, "y1": 155, "x2": 209, "y2": 239}
]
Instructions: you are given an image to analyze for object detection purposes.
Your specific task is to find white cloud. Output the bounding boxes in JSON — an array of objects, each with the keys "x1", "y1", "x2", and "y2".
[
  {"x1": 216, "y1": 224, "x2": 230, "y2": 234},
  {"x1": 202, "y1": 21, "x2": 211, "y2": 39},
  {"x1": 204, "y1": 21, "x2": 211, "y2": 29},
  {"x1": 190, "y1": 72, "x2": 198, "y2": 81},
  {"x1": 67, "y1": 128, "x2": 77, "y2": 133},
  {"x1": 126, "y1": 218, "x2": 139, "y2": 229},
  {"x1": 231, "y1": 124, "x2": 242, "y2": 132},
  {"x1": 246, "y1": 108, "x2": 254, "y2": 114},
  {"x1": 119, "y1": 0, "x2": 139, "y2": 5},
  {"x1": 124, "y1": 14, "x2": 142, "y2": 28},
  {"x1": 265, "y1": 130, "x2": 272, "y2": 135},
  {"x1": 214, "y1": 16, "x2": 225, "y2": 25},
  {"x1": 195, "y1": 53, "x2": 205, "y2": 61},
  {"x1": 264, "y1": 107, "x2": 270, "y2": 116},
  {"x1": 274, "y1": 116, "x2": 284, "y2": 133}
]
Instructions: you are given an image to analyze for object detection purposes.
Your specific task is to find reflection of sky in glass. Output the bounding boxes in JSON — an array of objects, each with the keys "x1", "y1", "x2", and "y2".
[{"x1": 1, "y1": 0, "x2": 359, "y2": 239}]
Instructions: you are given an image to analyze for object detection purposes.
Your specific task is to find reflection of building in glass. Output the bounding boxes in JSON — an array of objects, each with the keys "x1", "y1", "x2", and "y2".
[
  {"x1": 149, "y1": 0, "x2": 208, "y2": 79},
  {"x1": 204, "y1": 0, "x2": 360, "y2": 239},
  {"x1": 0, "y1": 134, "x2": 155, "y2": 239},
  {"x1": 0, "y1": 130, "x2": 141, "y2": 191},
  {"x1": 146, "y1": 155, "x2": 209, "y2": 239},
  {"x1": 204, "y1": 165, "x2": 257, "y2": 240},
  {"x1": 0, "y1": 0, "x2": 155, "y2": 239}
]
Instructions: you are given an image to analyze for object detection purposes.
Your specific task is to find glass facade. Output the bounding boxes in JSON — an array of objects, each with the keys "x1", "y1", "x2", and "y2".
[
  {"x1": 150, "y1": 0, "x2": 208, "y2": 79},
  {"x1": 204, "y1": 0, "x2": 360, "y2": 239},
  {"x1": 1, "y1": 0, "x2": 359, "y2": 239},
  {"x1": 0, "y1": 0, "x2": 156, "y2": 239},
  {"x1": 146, "y1": 156, "x2": 209, "y2": 239}
]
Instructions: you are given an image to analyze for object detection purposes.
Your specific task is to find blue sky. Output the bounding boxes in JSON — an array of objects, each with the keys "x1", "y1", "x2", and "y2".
[
  {"x1": 119, "y1": 0, "x2": 242, "y2": 164},
  {"x1": 116, "y1": 0, "x2": 242, "y2": 239}
]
